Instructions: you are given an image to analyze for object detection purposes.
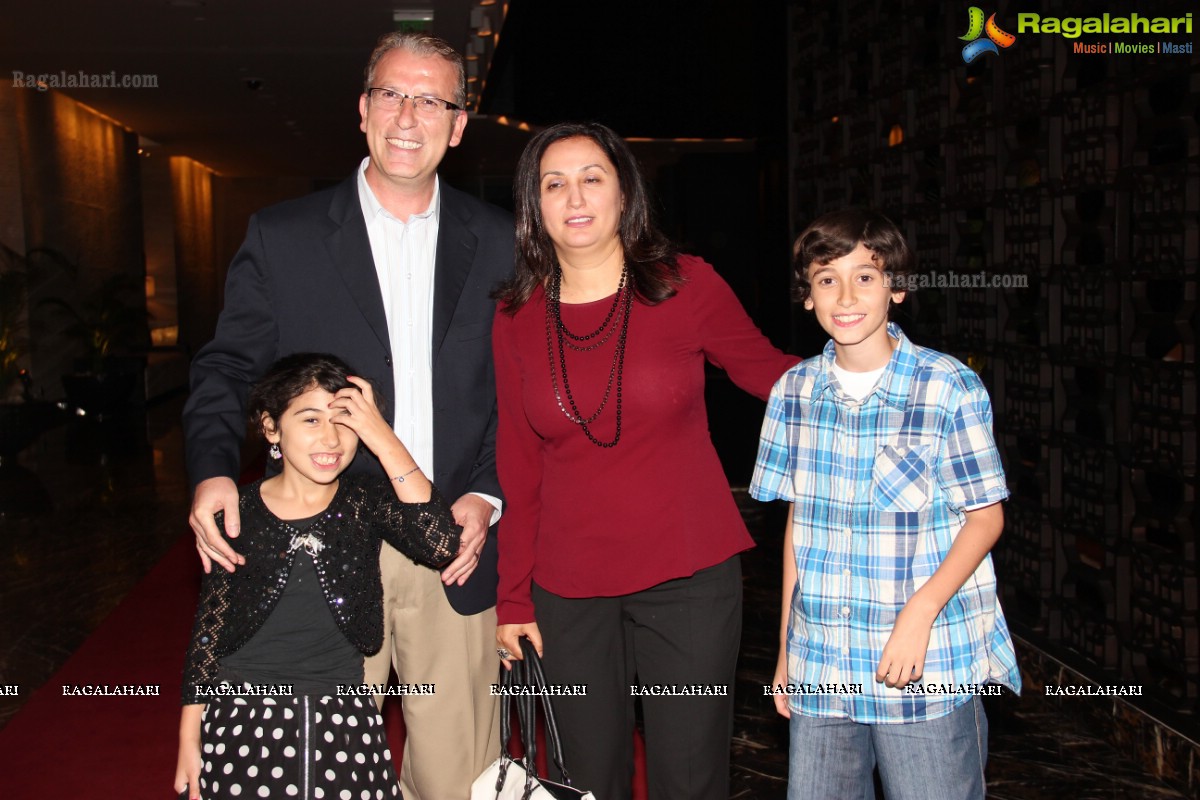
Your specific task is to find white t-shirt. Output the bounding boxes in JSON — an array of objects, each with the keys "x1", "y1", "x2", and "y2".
[{"x1": 831, "y1": 361, "x2": 886, "y2": 401}]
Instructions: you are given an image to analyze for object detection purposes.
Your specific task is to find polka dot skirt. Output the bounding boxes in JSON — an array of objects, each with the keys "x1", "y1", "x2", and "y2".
[{"x1": 200, "y1": 694, "x2": 401, "y2": 799}]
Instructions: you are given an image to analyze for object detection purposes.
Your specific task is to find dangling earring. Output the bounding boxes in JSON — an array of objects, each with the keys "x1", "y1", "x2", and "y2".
[{"x1": 269, "y1": 443, "x2": 282, "y2": 460}]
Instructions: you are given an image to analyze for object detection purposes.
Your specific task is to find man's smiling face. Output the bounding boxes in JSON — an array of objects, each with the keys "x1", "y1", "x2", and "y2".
[{"x1": 359, "y1": 48, "x2": 466, "y2": 197}]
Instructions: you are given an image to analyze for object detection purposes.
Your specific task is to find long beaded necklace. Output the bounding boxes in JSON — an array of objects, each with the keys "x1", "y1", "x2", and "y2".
[{"x1": 544, "y1": 264, "x2": 633, "y2": 448}]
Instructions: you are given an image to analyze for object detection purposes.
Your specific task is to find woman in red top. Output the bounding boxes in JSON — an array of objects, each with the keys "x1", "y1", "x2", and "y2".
[{"x1": 493, "y1": 122, "x2": 798, "y2": 800}]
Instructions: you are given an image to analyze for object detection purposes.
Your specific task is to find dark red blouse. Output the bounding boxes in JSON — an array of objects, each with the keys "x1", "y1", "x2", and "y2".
[{"x1": 493, "y1": 255, "x2": 800, "y2": 624}]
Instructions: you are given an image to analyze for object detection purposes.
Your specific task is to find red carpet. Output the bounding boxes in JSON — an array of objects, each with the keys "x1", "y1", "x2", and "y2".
[
  {"x1": 0, "y1": 533, "x2": 201, "y2": 799},
  {"x1": 0, "y1": 532, "x2": 649, "y2": 799}
]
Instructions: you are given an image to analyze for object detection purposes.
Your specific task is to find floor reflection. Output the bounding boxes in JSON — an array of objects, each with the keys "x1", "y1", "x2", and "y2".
[{"x1": 0, "y1": 393, "x2": 189, "y2": 729}]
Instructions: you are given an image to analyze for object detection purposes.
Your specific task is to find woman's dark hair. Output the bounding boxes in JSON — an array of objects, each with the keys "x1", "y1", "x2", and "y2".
[
  {"x1": 247, "y1": 353, "x2": 362, "y2": 436},
  {"x1": 496, "y1": 121, "x2": 682, "y2": 313},
  {"x1": 791, "y1": 208, "x2": 915, "y2": 302}
]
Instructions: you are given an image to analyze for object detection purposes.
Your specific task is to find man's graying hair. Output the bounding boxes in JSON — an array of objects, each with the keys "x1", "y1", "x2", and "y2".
[{"x1": 363, "y1": 31, "x2": 467, "y2": 109}]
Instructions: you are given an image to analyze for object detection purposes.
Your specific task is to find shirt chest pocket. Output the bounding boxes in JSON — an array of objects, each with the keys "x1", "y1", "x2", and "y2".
[{"x1": 871, "y1": 441, "x2": 933, "y2": 512}]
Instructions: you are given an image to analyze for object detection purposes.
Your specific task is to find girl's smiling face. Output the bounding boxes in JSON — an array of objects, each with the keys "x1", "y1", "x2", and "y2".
[{"x1": 263, "y1": 385, "x2": 359, "y2": 487}]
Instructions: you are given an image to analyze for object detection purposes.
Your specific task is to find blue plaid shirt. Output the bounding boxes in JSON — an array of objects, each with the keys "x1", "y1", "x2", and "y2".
[{"x1": 751, "y1": 323, "x2": 1020, "y2": 723}]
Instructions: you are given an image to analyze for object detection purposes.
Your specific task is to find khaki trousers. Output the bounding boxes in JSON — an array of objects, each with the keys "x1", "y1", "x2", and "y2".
[{"x1": 364, "y1": 543, "x2": 501, "y2": 800}]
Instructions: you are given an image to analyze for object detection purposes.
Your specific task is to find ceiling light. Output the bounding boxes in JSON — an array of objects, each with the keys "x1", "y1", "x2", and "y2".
[
  {"x1": 393, "y1": 8, "x2": 434, "y2": 31},
  {"x1": 393, "y1": 9, "x2": 434, "y2": 23}
]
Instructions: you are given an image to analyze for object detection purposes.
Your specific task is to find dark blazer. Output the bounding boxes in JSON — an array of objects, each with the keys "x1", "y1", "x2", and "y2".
[{"x1": 182, "y1": 172, "x2": 515, "y2": 614}]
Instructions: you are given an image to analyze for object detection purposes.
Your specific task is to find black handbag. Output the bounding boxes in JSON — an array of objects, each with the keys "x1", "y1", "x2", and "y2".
[{"x1": 470, "y1": 637, "x2": 596, "y2": 800}]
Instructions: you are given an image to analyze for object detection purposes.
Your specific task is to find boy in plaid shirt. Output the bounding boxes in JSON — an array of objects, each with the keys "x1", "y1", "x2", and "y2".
[{"x1": 751, "y1": 209, "x2": 1019, "y2": 800}]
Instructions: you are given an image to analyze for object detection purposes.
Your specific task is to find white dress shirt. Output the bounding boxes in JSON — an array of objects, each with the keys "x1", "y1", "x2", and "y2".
[{"x1": 357, "y1": 159, "x2": 501, "y2": 522}]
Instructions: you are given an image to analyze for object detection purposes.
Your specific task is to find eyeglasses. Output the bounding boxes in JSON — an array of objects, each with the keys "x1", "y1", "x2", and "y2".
[{"x1": 367, "y1": 88, "x2": 461, "y2": 115}]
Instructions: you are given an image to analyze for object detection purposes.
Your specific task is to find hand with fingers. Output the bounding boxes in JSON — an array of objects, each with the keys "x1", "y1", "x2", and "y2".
[
  {"x1": 174, "y1": 705, "x2": 203, "y2": 799},
  {"x1": 496, "y1": 622, "x2": 543, "y2": 671},
  {"x1": 329, "y1": 376, "x2": 434, "y2": 505},
  {"x1": 328, "y1": 377, "x2": 398, "y2": 457},
  {"x1": 874, "y1": 603, "x2": 935, "y2": 689},
  {"x1": 441, "y1": 494, "x2": 492, "y2": 586},
  {"x1": 770, "y1": 654, "x2": 791, "y2": 719},
  {"x1": 189, "y1": 476, "x2": 245, "y2": 574}
]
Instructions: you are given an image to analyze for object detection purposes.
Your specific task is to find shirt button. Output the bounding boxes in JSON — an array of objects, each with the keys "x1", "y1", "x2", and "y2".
[
  {"x1": 841, "y1": 606, "x2": 851, "y2": 617},
  {"x1": 843, "y1": 569, "x2": 851, "y2": 577},
  {"x1": 842, "y1": 646, "x2": 850, "y2": 655},
  {"x1": 843, "y1": 528, "x2": 852, "y2": 536},
  {"x1": 384, "y1": 356, "x2": 392, "y2": 367}
]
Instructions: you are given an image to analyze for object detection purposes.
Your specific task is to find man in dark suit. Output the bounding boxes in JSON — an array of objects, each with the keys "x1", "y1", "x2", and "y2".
[{"x1": 183, "y1": 32, "x2": 512, "y2": 799}]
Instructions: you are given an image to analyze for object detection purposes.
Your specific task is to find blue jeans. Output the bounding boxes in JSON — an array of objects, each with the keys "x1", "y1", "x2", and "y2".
[{"x1": 787, "y1": 696, "x2": 988, "y2": 800}]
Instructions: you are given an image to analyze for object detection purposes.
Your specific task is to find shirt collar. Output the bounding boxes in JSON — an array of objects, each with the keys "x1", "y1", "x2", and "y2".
[
  {"x1": 811, "y1": 322, "x2": 915, "y2": 409},
  {"x1": 356, "y1": 156, "x2": 440, "y2": 224}
]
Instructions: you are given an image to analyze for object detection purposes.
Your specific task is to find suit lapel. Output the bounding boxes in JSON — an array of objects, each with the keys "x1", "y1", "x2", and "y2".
[
  {"x1": 324, "y1": 175, "x2": 390, "y2": 354},
  {"x1": 432, "y1": 184, "x2": 478, "y2": 362}
]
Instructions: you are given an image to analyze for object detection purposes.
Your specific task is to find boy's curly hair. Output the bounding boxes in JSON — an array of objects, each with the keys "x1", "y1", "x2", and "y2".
[{"x1": 792, "y1": 209, "x2": 915, "y2": 302}]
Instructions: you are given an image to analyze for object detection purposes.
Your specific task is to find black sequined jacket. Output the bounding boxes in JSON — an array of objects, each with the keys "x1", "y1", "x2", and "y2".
[{"x1": 182, "y1": 474, "x2": 460, "y2": 705}]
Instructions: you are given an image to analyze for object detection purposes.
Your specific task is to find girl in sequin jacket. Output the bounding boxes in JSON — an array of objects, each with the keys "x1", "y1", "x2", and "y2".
[{"x1": 174, "y1": 353, "x2": 460, "y2": 800}]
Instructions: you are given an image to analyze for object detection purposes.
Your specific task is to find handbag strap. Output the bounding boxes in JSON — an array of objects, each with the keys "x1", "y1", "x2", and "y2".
[
  {"x1": 499, "y1": 654, "x2": 517, "y2": 754},
  {"x1": 518, "y1": 668, "x2": 539, "y2": 798},
  {"x1": 514, "y1": 637, "x2": 576, "y2": 786},
  {"x1": 495, "y1": 654, "x2": 518, "y2": 795},
  {"x1": 496, "y1": 656, "x2": 538, "y2": 799}
]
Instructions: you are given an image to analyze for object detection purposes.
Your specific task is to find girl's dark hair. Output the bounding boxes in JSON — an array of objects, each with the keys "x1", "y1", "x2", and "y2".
[
  {"x1": 247, "y1": 353, "x2": 360, "y2": 436},
  {"x1": 792, "y1": 208, "x2": 915, "y2": 302},
  {"x1": 495, "y1": 121, "x2": 682, "y2": 313}
]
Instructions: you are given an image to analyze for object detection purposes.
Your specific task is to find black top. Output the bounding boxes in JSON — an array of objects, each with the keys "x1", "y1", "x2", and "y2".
[
  {"x1": 219, "y1": 511, "x2": 363, "y2": 695},
  {"x1": 182, "y1": 474, "x2": 459, "y2": 705}
]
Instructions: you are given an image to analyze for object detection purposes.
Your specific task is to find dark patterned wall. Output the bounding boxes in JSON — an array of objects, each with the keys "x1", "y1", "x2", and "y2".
[{"x1": 786, "y1": 0, "x2": 1198, "y2": 731}]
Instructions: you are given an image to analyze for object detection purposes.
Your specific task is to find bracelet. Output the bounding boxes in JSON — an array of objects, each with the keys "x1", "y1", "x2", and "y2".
[{"x1": 390, "y1": 465, "x2": 421, "y2": 483}]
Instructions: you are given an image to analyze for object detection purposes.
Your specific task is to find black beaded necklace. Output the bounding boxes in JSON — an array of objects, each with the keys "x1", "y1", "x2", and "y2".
[{"x1": 544, "y1": 264, "x2": 633, "y2": 448}]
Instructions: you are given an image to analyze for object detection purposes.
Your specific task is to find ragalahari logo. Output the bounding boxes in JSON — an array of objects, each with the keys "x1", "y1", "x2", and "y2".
[{"x1": 960, "y1": 7, "x2": 1017, "y2": 62}]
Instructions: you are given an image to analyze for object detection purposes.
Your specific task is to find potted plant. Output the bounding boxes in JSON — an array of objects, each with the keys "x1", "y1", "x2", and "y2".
[
  {"x1": 0, "y1": 244, "x2": 68, "y2": 402},
  {"x1": 40, "y1": 271, "x2": 151, "y2": 418},
  {"x1": 0, "y1": 244, "x2": 72, "y2": 433},
  {"x1": 0, "y1": 245, "x2": 66, "y2": 515},
  {"x1": 0, "y1": 250, "x2": 30, "y2": 405}
]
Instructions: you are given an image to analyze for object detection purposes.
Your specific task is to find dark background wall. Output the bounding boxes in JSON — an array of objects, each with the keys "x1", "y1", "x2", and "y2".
[
  {"x1": 785, "y1": 0, "x2": 1198, "y2": 734},
  {"x1": 13, "y1": 89, "x2": 147, "y2": 393}
]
